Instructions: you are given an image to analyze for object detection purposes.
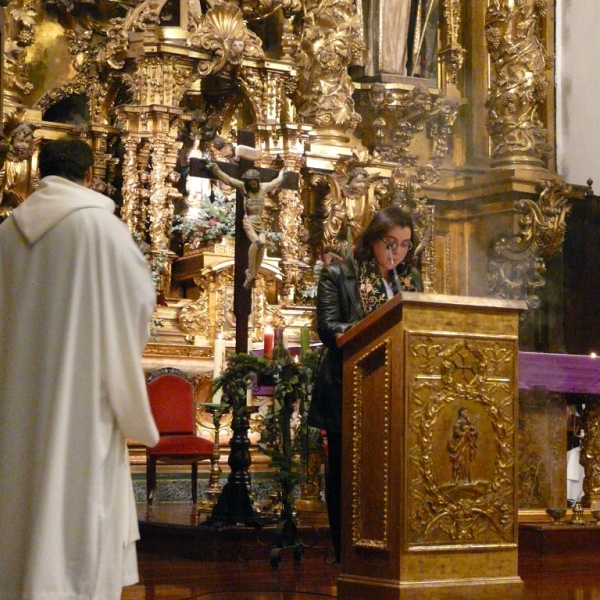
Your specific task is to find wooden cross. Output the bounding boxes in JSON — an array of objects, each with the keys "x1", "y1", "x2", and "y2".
[{"x1": 189, "y1": 129, "x2": 298, "y2": 354}]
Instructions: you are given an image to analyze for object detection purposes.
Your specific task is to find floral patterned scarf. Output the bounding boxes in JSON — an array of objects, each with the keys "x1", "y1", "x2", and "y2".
[{"x1": 358, "y1": 259, "x2": 419, "y2": 316}]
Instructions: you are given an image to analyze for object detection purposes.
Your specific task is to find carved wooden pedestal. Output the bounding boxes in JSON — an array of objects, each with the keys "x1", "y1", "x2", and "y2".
[{"x1": 337, "y1": 292, "x2": 526, "y2": 600}]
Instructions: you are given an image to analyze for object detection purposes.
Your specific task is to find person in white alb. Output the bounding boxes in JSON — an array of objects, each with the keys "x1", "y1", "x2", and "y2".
[{"x1": 0, "y1": 139, "x2": 159, "y2": 600}]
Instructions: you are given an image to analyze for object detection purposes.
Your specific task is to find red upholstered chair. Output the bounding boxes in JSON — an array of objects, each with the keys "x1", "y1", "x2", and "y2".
[{"x1": 146, "y1": 367, "x2": 215, "y2": 505}]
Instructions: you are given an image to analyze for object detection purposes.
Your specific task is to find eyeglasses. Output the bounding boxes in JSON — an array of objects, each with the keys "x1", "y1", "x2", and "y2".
[{"x1": 381, "y1": 238, "x2": 413, "y2": 252}]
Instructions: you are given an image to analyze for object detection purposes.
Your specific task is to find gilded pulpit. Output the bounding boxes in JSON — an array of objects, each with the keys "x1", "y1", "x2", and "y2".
[{"x1": 337, "y1": 292, "x2": 526, "y2": 600}]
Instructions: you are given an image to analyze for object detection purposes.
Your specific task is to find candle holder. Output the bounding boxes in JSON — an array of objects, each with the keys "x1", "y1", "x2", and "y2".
[
  {"x1": 545, "y1": 507, "x2": 566, "y2": 525},
  {"x1": 569, "y1": 501, "x2": 586, "y2": 525},
  {"x1": 197, "y1": 403, "x2": 224, "y2": 514}
]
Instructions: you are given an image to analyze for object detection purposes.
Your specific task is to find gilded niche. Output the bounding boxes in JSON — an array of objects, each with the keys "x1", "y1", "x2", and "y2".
[{"x1": 406, "y1": 334, "x2": 517, "y2": 547}]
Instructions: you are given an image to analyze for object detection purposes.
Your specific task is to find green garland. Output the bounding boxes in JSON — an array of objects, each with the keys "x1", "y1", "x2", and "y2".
[{"x1": 212, "y1": 344, "x2": 321, "y2": 515}]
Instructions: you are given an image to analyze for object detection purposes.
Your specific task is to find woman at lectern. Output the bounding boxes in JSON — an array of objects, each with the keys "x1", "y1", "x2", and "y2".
[{"x1": 307, "y1": 206, "x2": 422, "y2": 563}]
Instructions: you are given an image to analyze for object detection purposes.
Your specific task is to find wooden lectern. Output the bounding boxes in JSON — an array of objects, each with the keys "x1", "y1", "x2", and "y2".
[{"x1": 336, "y1": 292, "x2": 526, "y2": 600}]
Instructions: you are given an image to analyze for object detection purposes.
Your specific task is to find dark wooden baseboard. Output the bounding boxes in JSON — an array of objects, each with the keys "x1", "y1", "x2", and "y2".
[
  {"x1": 519, "y1": 522, "x2": 600, "y2": 561},
  {"x1": 137, "y1": 502, "x2": 333, "y2": 561}
]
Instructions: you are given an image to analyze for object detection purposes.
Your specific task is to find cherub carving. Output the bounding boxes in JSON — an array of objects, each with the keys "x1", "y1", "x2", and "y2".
[
  {"x1": 0, "y1": 120, "x2": 41, "y2": 221},
  {"x1": 188, "y1": 3, "x2": 264, "y2": 78},
  {"x1": 314, "y1": 158, "x2": 381, "y2": 254}
]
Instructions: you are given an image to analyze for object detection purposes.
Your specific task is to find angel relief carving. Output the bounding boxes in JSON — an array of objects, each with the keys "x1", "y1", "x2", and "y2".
[
  {"x1": 0, "y1": 119, "x2": 41, "y2": 222},
  {"x1": 312, "y1": 158, "x2": 381, "y2": 253}
]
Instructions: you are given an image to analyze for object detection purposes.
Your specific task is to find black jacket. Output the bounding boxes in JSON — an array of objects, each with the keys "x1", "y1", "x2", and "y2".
[{"x1": 307, "y1": 256, "x2": 422, "y2": 433}]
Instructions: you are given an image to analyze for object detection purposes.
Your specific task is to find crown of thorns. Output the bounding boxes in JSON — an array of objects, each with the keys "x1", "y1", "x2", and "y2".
[{"x1": 242, "y1": 169, "x2": 260, "y2": 181}]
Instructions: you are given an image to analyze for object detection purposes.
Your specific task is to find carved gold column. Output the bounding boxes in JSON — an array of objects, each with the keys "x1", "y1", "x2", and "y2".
[
  {"x1": 274, "y1": 135, "x2": 310, "y2": 302},
  {"x1": 485, "y1": 0, "x2": 553, "y2": 168},
  {"x1": 120, "y1": 136, "x2": 146, "y2": 237},
  {"x1": 439, "y1": 0, "x2": 466, "y2": 91}
]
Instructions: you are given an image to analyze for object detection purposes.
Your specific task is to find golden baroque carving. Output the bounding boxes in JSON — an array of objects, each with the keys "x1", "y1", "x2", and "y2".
[
  {"x1": 310, "y1": 154, "x2": 382, "y2": 253},
  {"x1": 518, "y1": 179, "x2": 572, "y2": 259},
  {"x1": 120, "y1": 136, "x2": 147, "y2": 237},
  {"x1": 104, "y1": 17, "x2": 130, "y2": 70},
  {"x1": 0, "y1": 114, "x2": 40, "y2": 220},
  {"x1": 147, "y1": 136, "x2": 172, "y2": 250},
  {"x1": 581, "y1": 400, "x2": 600, "y2": 507},
  {"x1": 518, "y1": 390, "x2": 565, "y2": 509},
  {"x1": 518, "y1": 415, "x2": 547, "y2": 508},
  {"x1": 179, "y1": 285, "x2": 211, "y2": 336},
  {"x1": 188, "y1": 3, "x2": 265, "y2": 78},
  {"x1": 488, "y1": 179, "x2": 572, "y2": 308},
  {"x1": 132, "y1": 56, "x2": 195, "y2": 107},
  {"x1": 241, "y1": 0, "x2": 301, "y2": 22},
  {"x1": 359, "y1": 84, "x2": 459, "y2": 176},
  {"x1": 293, "y1": 0, "x2": 362, "y2": 130},
  {"x1": 3, "y1": 0, "x2": 38, "y2": 97},
  {"x1": 278, "y1": 186, "x2": 305, "y2": 298},
  {"x1": 408, "y1": 336, "x2": 516, "y2": 545},
  {"x1": 439, "y1": 0, "x2": 466, "y2": 86},
  {"x1": 485, "y1": 0, "x2": 553, "y2": 167}
]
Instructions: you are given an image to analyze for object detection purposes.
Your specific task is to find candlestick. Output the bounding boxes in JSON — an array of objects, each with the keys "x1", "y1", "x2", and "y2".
[
  {"x1": 300, "y1": 327, "x2": 310, "y2": 357},
  {"x1": 264, "y1": 325, "x2": 274, "y2": 358},
  {"x1": 274, "y1": 327, "x2": 284, "y2": 344},
  {"x1": 213, "y1": 334, "x2": 226, "y2": 403}
]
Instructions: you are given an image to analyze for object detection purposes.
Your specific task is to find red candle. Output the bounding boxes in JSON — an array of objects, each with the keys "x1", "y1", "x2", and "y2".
[{"x1": 264, "y1": 325, "x2": 274, "y2": 358}]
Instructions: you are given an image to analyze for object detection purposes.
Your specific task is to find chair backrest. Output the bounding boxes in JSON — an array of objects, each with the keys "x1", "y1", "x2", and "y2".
[{"x1": 147, "y1": 368, "x2": 196, "y2": 436}]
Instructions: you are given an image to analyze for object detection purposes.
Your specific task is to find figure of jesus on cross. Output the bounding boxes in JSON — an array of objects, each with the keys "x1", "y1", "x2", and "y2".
[{"x1": 208, "y1": 162, "x2": 287, "y2": 288}]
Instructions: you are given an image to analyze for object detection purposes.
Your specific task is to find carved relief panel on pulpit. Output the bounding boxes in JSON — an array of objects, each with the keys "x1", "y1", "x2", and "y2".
[{"x1": 405, "y1": 335, "x2": 518, "y2": 547}]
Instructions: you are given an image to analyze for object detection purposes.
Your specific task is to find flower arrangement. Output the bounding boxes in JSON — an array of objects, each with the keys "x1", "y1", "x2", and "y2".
[
  {"x1": 173, "y1": 186, "x2": 284, "y2": 254},
  {"x1": 172, "y1": 186, "x2": 236, "y2": 250}
]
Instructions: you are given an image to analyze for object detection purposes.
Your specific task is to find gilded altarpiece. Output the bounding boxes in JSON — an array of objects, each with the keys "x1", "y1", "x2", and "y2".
[{"x1": 2, "y1": 0, "x2": 587, "y2": 522}]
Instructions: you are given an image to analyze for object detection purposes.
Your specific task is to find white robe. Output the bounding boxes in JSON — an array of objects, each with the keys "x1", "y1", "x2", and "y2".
[
  {"x1": 567, "y1": 446, "x2": 585, "y2": 502},
  {"x1": 0, "y1": 176, "x2": 160, "y2": 600}
]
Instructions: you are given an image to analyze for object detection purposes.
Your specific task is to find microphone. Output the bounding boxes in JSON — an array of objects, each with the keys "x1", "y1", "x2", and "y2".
[{"x1": 384, "y1": 242, "x2": 403, "y2": 294}]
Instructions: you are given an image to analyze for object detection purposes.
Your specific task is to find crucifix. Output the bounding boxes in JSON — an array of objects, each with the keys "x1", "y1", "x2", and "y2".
[
  {"x1": 189, "y1": 129, "x2": 298, "y2": 354},
  {"x1": 190, "y1": 129, "x2": 298, "y2": 524}
]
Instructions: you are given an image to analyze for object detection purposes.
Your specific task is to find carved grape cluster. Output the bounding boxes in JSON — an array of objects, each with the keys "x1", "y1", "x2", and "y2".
[
  {"x1": 500, "y1": 92, "x2": 518, "y2": 114},
  {"x1": 485, "y1": 27, "x2": 502, "y2": 52},
  {"x1": 534, "y1": 0, "x2": 548, "y2": 17}
]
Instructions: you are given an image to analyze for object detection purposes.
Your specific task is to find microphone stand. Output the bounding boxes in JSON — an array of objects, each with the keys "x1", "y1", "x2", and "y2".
[{"x1": 387, "y1": 246, "x2": 403, "y2": 294}]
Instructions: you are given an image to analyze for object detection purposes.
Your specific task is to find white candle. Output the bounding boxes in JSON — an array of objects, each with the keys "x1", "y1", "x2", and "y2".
[
  {"x1": 213, "y1": 334, "x2": 226, "y2": 403},
  {"x1": 282, "y1": 330, "x2": 290, "y2": 349},
  {"x1": 247, "y1": 385, "x2": 253, "y2": 406}
]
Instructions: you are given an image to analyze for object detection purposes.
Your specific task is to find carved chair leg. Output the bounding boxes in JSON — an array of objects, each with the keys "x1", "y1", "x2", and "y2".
[
  {"x1": 192, "y1": 462, "x2": 198, "y2": 504},
  {"x1": 147, "y1": 456, "x2": 157, "y2": 505}
]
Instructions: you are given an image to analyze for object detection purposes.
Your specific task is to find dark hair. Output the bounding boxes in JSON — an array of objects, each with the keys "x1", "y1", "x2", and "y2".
[
  {"x1": 241, "y1": 169, "x2": 260, "y2": 193},
  {"x1": 38, "y1": 139, "x2": 94, "y2": 182},
  {"x1": 353, "y1": 206, "x2": 417, "y2": 265}
]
